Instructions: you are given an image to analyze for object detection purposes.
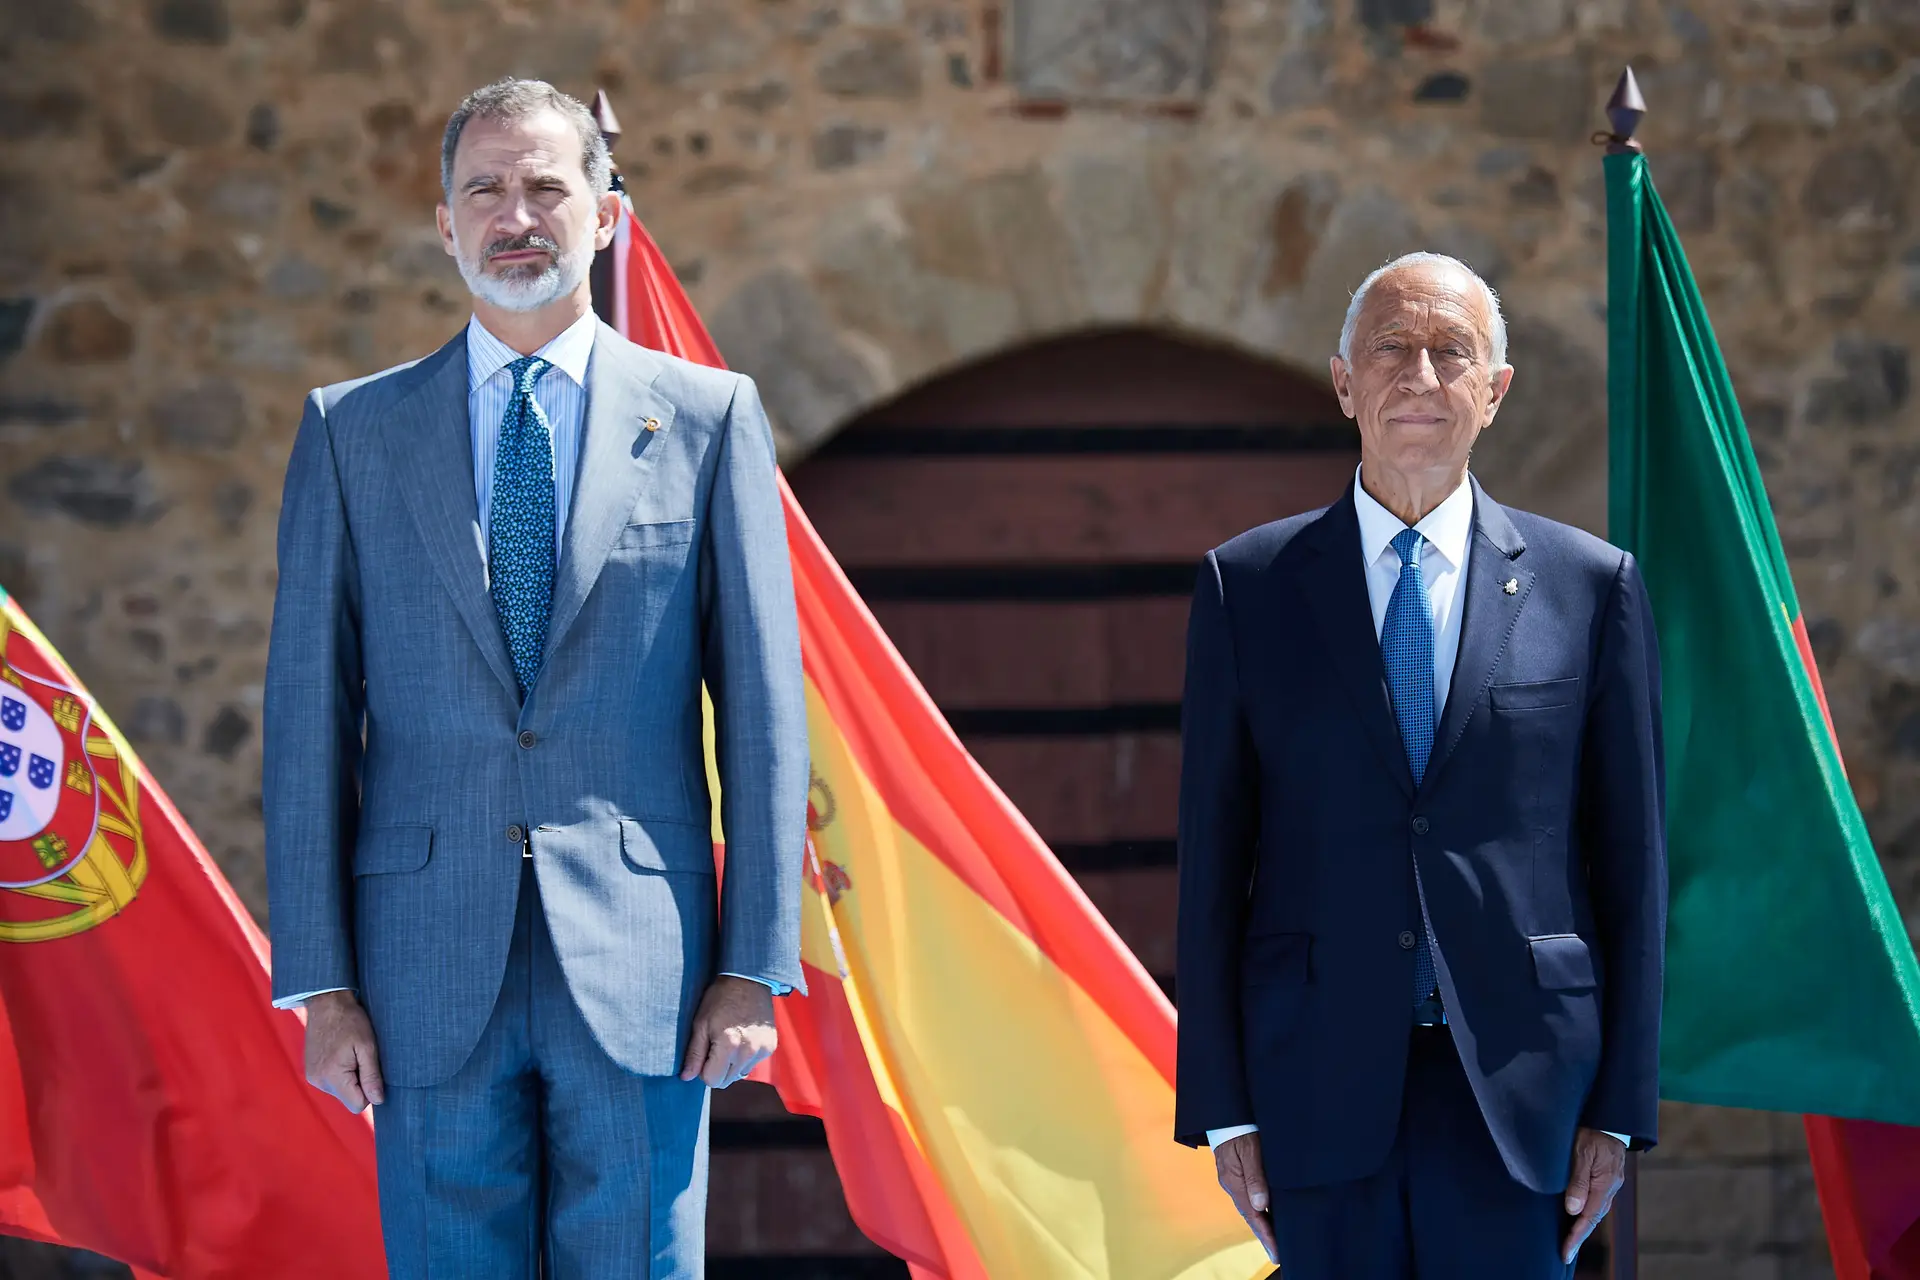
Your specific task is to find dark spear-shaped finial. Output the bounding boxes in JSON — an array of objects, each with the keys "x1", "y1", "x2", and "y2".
[
  {"x1": 592, "y1": 89, "x2": 623, "y2": 148},
  {"x1": 588, "y1": 89, "x2": 624, "y2": 323},
  {"x1": 592, "y1": 88, "x2": 625, "y2": 192},
  {"x1": 1603, "y1": 66, "x2": 1646, "y2": 154}
]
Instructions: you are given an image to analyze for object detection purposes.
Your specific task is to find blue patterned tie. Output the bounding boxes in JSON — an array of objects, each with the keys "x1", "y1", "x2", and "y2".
[
  {"x1": 488, "y1": 355, "x2": 556, "y2": 699},
  {"x1": 1383, "y1": 528, "x2": 1439, "y2": 1011}
]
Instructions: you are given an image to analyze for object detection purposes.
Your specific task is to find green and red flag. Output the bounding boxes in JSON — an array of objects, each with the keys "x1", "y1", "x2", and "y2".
[
  {"x1": 0, "y1": 594, "x2": 385, "y2": 1276},
  {"x1": 1606, "y1": 139, "x2": 1920, "y2": 1275},
  {"x1": 611, "y1": 206, "x2": 1273, "y2": 1278}
]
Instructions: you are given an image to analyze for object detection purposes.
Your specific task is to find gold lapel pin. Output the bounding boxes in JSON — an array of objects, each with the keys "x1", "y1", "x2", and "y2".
[
  {"x1": 1503, "y1": 578, "x2": 1519, "y2": 595},
  {"x1": 644, "y1": 417, "x2": 661, "y2": 432}
]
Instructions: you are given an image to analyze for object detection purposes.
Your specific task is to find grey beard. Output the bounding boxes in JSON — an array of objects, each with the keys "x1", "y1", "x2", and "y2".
[{"x1": 458, "y1": 237, "x2": 594, "y2": 313}]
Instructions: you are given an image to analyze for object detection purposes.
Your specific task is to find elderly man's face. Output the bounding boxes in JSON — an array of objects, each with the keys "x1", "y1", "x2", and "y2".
[
  {"x1": 1330, "y1": 263, "x2": 1513, "y2": 481},
  {"x1": 437, "y1": 108, "x2": 612, "y2": 313}
]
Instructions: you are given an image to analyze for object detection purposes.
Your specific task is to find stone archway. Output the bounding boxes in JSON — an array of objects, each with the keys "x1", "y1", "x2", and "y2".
[{"x1": 698, "y1": 157, "x2": 1610, "y2": 536}]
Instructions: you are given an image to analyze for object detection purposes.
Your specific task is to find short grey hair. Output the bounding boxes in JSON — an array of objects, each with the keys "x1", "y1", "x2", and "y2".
[
  {"x1": 440, "y1": 78, "x2": 613, "y2": 202},
  {"x1": 1338, "y1": 251, "x2": 1508, "y2": 369}
]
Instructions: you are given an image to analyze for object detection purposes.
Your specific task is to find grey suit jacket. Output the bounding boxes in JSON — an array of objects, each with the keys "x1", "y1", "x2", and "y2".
[{"x1": 262, "y1": 321, "x2": 808, "y2": 1088}]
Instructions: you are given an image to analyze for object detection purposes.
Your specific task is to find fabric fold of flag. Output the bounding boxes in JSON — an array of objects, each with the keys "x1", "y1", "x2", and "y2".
[
  {"x1": 0, "y1": 592, "x2": 385, "y2": 1278},
  {"x1": 613, "y1": 203, "x2": 1273, "y2": 1279},
  {"x1": 1606, "y1": 146, "x2": 1920, "y2": 1279}
]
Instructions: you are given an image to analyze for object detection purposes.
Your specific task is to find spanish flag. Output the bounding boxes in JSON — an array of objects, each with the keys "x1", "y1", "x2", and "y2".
[{"x1": 612, "y1": 207, "x2": 1272, "y2": 1277}]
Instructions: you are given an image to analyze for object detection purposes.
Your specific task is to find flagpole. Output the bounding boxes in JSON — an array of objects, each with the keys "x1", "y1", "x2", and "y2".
[
  {"x1": 588, "y1": 88, "x2": 623, "y2": 328},
  {"x1": 1598, "y1": 66, "x2": 1646, "y2": 1280}
]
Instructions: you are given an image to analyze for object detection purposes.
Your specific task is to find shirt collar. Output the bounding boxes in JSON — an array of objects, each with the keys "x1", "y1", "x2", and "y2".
[
  {"x1": 1352, "y1": 465, "x2": 1476, "y2": 572},
  {"x1": 466, "y1": 310, "x2": 598, "y2": 394}
]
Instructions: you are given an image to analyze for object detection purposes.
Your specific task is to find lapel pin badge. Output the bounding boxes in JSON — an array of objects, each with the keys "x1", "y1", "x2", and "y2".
[
  {"x1": 644, "y1": 416, "x2": 661, "y2": 432},
  {"x1": 1503, "y1": 578, "x2": 1519, "y2": 596}
]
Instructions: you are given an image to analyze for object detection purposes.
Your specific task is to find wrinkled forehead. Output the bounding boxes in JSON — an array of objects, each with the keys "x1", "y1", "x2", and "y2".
[
  {"x1": 1358, "y1": 266, "x2": 1491, "y2": 347},
  {"x1": 453, "y1": 109, "x2": 582, "y2": 184}
]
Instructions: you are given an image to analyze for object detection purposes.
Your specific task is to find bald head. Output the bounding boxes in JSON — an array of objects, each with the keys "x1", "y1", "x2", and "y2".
[{"x1": 1339, "y1": 252, "x2": 1507, "y2": 370}]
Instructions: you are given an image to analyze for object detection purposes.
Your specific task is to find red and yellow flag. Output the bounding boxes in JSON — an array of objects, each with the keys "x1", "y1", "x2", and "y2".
[
  {"x1": 613, "y1": 207, "x2": 1273, "y2": 1277},
  {"x1": 0, "y1": 597, "x2": 385, "y2": 1277}
]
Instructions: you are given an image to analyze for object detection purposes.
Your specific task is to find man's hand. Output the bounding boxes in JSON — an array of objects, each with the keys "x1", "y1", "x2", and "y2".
[
  {"x1": 679, "y1": 976, "x2": 778, "y2": 1089},
  {"x1": 304, "y1": 990, "x2": 385, "y2": 1114},
  {"x1": 1213, "y1": 1132, "x2": 1279, "y2": 1264},
  {"x1": 1563, "y1": 1127, "x2": 1627, "y2": 1263}
]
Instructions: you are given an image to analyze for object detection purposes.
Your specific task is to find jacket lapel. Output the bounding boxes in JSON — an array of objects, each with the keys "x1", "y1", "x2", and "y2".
[
  {"x1": 380, "y1": 331, "x2": 521, "y2": 702},
  {"x1": 1424, "y1": 478, "x2": 1531, "y2": 793},
  {"x1": 1297, "y1": 488, "x2": 1416, "y2": 798},
  {"x1": 542, "y1": 323, "x2": 680, "y2": 666}
]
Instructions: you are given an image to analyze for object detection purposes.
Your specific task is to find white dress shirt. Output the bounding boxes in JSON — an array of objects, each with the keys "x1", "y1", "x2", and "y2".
[
  {"x1": 1206, "y1": 471, "x2": 1629, "y2": 1152},
  {"x1": 277, "y1": 314, "x2": 784, "y2": 1008}
]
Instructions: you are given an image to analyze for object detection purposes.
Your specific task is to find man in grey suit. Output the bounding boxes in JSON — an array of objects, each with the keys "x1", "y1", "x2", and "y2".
[{"x1": 262, "y1": 79, "x2": 808, "y2": 1277}]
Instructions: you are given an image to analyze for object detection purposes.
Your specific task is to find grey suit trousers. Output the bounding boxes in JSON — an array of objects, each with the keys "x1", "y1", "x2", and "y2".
[{"x1": 373, "y1": 861, "x2": 710, "y2": 1280}]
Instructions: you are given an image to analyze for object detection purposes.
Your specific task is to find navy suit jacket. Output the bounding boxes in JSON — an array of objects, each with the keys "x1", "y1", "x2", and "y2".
[{"x1": 1173, "y1": 478, "x2": 1666, "y2": 1195}]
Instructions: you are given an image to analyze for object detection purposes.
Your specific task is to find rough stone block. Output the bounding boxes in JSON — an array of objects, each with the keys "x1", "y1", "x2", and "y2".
[
  {"x1": 1639, "y1": 1165, "x2": 1776, "y2": 1250},
  {"x1": 816, "y1": 31, "x2": 922, "y2": 99},
  {"x1": 40, "y1": 299, "x2": 133, "y2": 364},
  {"x1": 967, "y1": 167, "x2": 1086, "y2": 331},
  {"x1": 1477, "y1": 54, "x2": 1594, "y2": 141},
  {"x1": 1655, "y1": 1102, "x2": 1775, "y2": 1161},
  {"x1": 1012, "y1": 0, "x2": 1217, "y2": 104},
  {"x1": 9, "y1": 456, "x2": 161, "y2": 527},
  {"x1": 150, "y1": 381, "x2": 247, "y2": 451},
  {"x1": 1056, "y1": 150, "x2": 1166, "y2": 320},
  {"x1": 707, "y1": 269, "x2": 878, "y2": 447},
  {"x1": 148, "y1": 0, "x2": 229, "y2": 44},
  {"x1": 811, "y1": 123, "x2": 887, "y2": 171}
]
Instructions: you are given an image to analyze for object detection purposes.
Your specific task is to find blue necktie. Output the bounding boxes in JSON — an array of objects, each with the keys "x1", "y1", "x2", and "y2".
[
  {"x1": 1383, "y1": 528, "x2": 1439, "y2": 1010},
  {"x1": 488, "y1": 355, "x2": 556, "y2": 698}
]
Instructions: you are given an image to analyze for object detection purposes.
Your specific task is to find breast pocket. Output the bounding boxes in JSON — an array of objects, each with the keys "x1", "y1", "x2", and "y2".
[
  {"x1": 1485, "y1": 677, "x2": 1583, "y2": 818},
  {"x1": 602, "y1": 520, "x2": 698, "y2": 642},
  {"x1": 613, "y1": 519, "x2": 696, "y2": 553},
  {"x1": 1488, "y1": 677, "x2": 1580, "y2": 711}
]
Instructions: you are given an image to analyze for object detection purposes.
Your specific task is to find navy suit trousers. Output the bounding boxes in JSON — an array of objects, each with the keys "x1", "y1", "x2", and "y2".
[{"x1": 1269, "y1": 1026, "x2": 1578, "y2": 1280}]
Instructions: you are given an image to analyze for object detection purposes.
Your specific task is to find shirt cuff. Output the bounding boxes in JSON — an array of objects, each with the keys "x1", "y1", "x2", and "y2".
[
  {"x1": 273, "y1": 987, "x2": 351, "y2": 1010},
  {"x1": 1206, "y1": 1124, "x2": 1259, "y2": 1150},
  {"x1": 1601, "y1": 1130, "x2": 1631, "y2": 1147},
  {"x1": 721, "y1": 971, "x2": 792, "y2": 997}
]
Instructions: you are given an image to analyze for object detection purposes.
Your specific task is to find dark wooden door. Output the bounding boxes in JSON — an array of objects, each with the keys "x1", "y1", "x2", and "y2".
[{"x1": 706, "y1": 328, "x2": 1355, "y2": 1275}]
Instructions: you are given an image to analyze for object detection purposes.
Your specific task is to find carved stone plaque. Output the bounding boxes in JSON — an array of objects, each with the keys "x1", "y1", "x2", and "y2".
[{"x1": 1010, "y1": 0, "x2": 1218, "y2": 105}]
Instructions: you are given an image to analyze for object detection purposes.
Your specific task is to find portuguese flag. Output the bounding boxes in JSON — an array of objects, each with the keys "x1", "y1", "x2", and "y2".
[
  {"x1": 611, "y1": 208, "x2": 1272, "y2": 1277},
  {"x1": 1606, "y1": 143, "x2": 1920, "y2": 1273},
  {"x1": 0, "y1": 595, "x2": 385, "y2": 1276}
]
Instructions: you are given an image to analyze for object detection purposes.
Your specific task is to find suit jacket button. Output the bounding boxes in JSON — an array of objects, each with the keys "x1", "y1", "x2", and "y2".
[
  {"x1": 506, "y1": 824, "x2": 525, "y2": 843},
  {"x1": 1399, "y1": 930, "x2": 1417, "y2": 950},
  {"x1": 1411, "y1": 816, "x2": 1430, "y2": 835},
  {"x1": 517, "y1": 730, "x2": 537, "y2": 749}
]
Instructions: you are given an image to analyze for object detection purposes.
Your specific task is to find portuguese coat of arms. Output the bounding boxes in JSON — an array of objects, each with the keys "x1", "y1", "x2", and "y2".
[{"x1": 0, "y1": 607, "x2": 146, "y2": 943}]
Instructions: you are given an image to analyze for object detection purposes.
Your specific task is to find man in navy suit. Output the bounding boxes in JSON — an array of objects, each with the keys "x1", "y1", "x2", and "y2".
[{"x1": 1175, "y1": 253, "x2": 1666, "y2": 1276}]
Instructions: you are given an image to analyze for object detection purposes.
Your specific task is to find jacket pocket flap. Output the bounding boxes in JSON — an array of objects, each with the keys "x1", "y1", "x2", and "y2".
[
  {"x1": 353, "y1": 825, "x2": 432, "y2": 876},
  {"x1": 1490, "y1": 677, "x2": 1580, "y2": 711},
  {"x1": 616, "y1": 519, "x2": 696, "y2": 549},
  {"x1": 1242, "y1": 931, "x2": 1313, "y2": 986},
  {"x1": 1529, "y1": 934, "x2": 1597, "y2": 990},
  {"x1": 619, "y1": 818, "x2": 716, "y2": 876}
]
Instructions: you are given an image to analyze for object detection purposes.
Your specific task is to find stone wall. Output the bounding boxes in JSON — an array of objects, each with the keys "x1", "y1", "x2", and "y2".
[{"x1": 3, "y1": 0, "x2": 1917, "y2": 1273}]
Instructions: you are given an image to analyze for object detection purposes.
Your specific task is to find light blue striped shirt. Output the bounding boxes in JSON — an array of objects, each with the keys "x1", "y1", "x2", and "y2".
[{"x1": 466, "y1": 311, "x2": 596, "y2": 550}]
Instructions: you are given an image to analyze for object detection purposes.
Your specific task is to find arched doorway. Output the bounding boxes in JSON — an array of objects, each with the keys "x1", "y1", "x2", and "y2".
[
  {"x1": 791, "y1": 327, "x2": 1356, "y2": 980},
  {"x1": 706, "y1": 328, "x2": 1356, "y2": 1276}
]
